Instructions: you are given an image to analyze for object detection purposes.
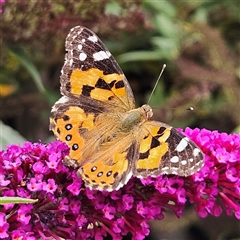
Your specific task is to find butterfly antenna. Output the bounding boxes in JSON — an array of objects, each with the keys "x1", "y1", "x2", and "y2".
[{"x1": 147, "y1": 64, "x2": 166, "y2": 104}]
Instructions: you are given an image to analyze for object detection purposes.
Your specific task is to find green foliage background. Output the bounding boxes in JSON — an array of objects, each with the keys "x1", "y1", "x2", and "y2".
[{"x1": 1, "y1": 1, "x2": 239, "y2": 146}]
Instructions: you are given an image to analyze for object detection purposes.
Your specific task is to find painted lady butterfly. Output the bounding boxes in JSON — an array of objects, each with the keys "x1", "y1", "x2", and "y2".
[{"x1": 50, "y1": 26, "x2": 204, "y2": 191}]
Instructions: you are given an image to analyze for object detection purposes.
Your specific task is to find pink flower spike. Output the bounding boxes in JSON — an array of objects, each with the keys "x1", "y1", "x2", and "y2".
[
  {"x1": 69, "y1": 200, "x2": 81, "y2": 214},
  {"x1": 0, "y1": 213, "x2": 9, "y2": 239},
  {"x1": 59, "y1": 197, "x2": 69, "y2": 211},
  {"x1": 0, "y1": 128, "x2": 239, "y2": 239},
  {"x1": 112, "y1": 218, "x2": 124, "y2": 233},
  {"x1": 136, "y1": 201, "x2": 149, "y2": 217},
  {"x1": 76, "y1": 214, "x2": 87, "y2": 227},
  {"x1": 27, "y1": 178, "x2": 42, "y2": 192},
  {"x1": 102, "y1": 204, "x2": 116, "y2": 220},
  {"x1": 42, "y1": 178, "x2": 57, "y2": 194},
  {"x1": 214, "y1": 148, "x2": 229, "y2": 163},
  {"x1": 121, "y1": 194, "x2": 134, "y2": 211},
  {"x1": 67, "y1": 181, "x2": 81, "y2": 196},
  {"x1": 225, "y1": 167, "x2": 238, "y2": 182},
  {"x1": 32, "y1": 161, "x2": 47, "y2": 174},
  {"x1": 17, "y1": 205, "x2": 33, "y2": 224},
  {"x1": 0, "y1": 174, "x2": 10, "y2": 186},
  {"x1": 46, "y1": 152, "x2": 61, "y2": 169}
]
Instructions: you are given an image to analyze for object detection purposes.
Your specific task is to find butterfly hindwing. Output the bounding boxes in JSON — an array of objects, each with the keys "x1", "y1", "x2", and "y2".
[
  {"x1": 79, "y1": 138, "x2": 138, "y2": 191},
  {"x1": 134, "y1": 121, "x2": 204, "y2": 178}
]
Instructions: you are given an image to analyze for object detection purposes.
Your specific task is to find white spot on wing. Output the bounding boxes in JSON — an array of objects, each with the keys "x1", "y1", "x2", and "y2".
[
  {"x1": 161, "y1": 167, "x2": 169, "y2": 172},
  {"x1": 93, "y1": 51, "x2": 111, "y2": 61},
  {"x1": 170, "y1": 156, "x2": 179, "y2": 163},
  {"x1": 55, "y1": 96, "x2": 69, "y2": 104},
  {"x1": 193, "y1": 148, "x2": 201, "y2": 157},
  {"x1": 157, "y1": 166, "x2": 180, "y2": 175},
  {"x1": 51, "y1": 96, "x2": 69, "y2": 112},
  {"x1": 181, "y1": 160, "x2": 187, "y2": 165},
  {"x1": 79, "y1": 52, "x2": 87, "y2": 61},
  {"x1": 189, "y1": 165, "x2": 195, "y2": 171},
  {"x1": 195, "y1": 160, "x2": 203, "y2": 166},
  {"x1": 175, "y1": 137, "x2": 189, "y2": 152},
  {"x1": 88, "y1": 35, "x2": 98, "y2": 43},
  {"x1": 78, "y1": 44, "x2": 82, "y2": 50}
]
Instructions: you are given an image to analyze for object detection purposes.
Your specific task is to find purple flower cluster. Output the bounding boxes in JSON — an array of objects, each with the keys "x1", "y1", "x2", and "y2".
[
  {"x1": 181, "y1": 128, "x2": 240, "y2": 219},
  {"x1": 0, "y1": 128, "x2": 239, "y2": 239}
]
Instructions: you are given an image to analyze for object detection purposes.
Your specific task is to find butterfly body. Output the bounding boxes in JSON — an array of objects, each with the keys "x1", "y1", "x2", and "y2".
[{"x1": 50, "y1": 26, "x2": 204, "y2": 191}]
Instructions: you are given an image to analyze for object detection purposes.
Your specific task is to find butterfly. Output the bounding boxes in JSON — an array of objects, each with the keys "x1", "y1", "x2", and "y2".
[{"x1": 50, "y1": 26, "x2": 204, "y2": 191}]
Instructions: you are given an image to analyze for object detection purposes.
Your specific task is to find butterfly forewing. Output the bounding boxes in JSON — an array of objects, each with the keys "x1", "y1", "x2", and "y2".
[{"x1": 60, "y1": 26, "x2": 135, "y2": 110}]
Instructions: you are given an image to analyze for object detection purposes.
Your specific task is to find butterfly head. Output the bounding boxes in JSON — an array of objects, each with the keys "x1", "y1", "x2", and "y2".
[{"x1": 141, "y1": 104, "x2": 153, "y2": 120}]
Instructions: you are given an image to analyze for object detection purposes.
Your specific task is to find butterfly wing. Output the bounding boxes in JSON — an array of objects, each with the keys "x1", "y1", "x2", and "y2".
[
  {"x1": 60, "y1": 26, "x2": 135, "y2": 110},
  {"x1": 50, "y1": 26, "x2": 135, "y2": 172},
  {"x1": 133, "y1": 121, "x2": 204, "y2": 178},
  {"x1": 78, "y1": 132, "x2": 138, "y2": 191}
]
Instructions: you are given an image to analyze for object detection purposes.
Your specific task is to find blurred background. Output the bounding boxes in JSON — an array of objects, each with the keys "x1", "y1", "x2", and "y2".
[{"x1": 1, "y1": 1, "x2": 239, "y2": 239}]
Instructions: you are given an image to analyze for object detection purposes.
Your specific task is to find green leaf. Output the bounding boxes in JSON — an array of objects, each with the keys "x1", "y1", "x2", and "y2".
[
  {"x1": 151, "y1": 36, "x2": 180, "y2": 59},
  {"x1": 153, "y1": 14, "x2": 178, "y2": 38},
  {"x1": 0, "y1": 197, "x2": 38, "y2": 205},
  {"x1": 7, "y1": 46, "x2": 46, "y2": 94},
  {"x1": 43, "y1": 88, "x2": 61, "y2": 106},
  {"x1": 233, "y1": 125, "x2": 240, "y2": 134},
  {"x1": 192, "y1": 6, "x2": 208, "y2": 23},
  {"x1": 0, "y1": 121, "x2": 26, "y2": 150},
  {"x1": 117, "y1": 51, "x2": 165, "y2": 63},
  {"x1": 105, "y1": 1, "x2": 123, "y2": 16},
  {"x1": 143, "y1": 0, "x2": 176, "y2": 17},
  {"x1": 117, "y1": 43, "x2": 178, "y2": 63},
  {"x1": 148, "y1": 83, "x2": 168, "y2": 107}
]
